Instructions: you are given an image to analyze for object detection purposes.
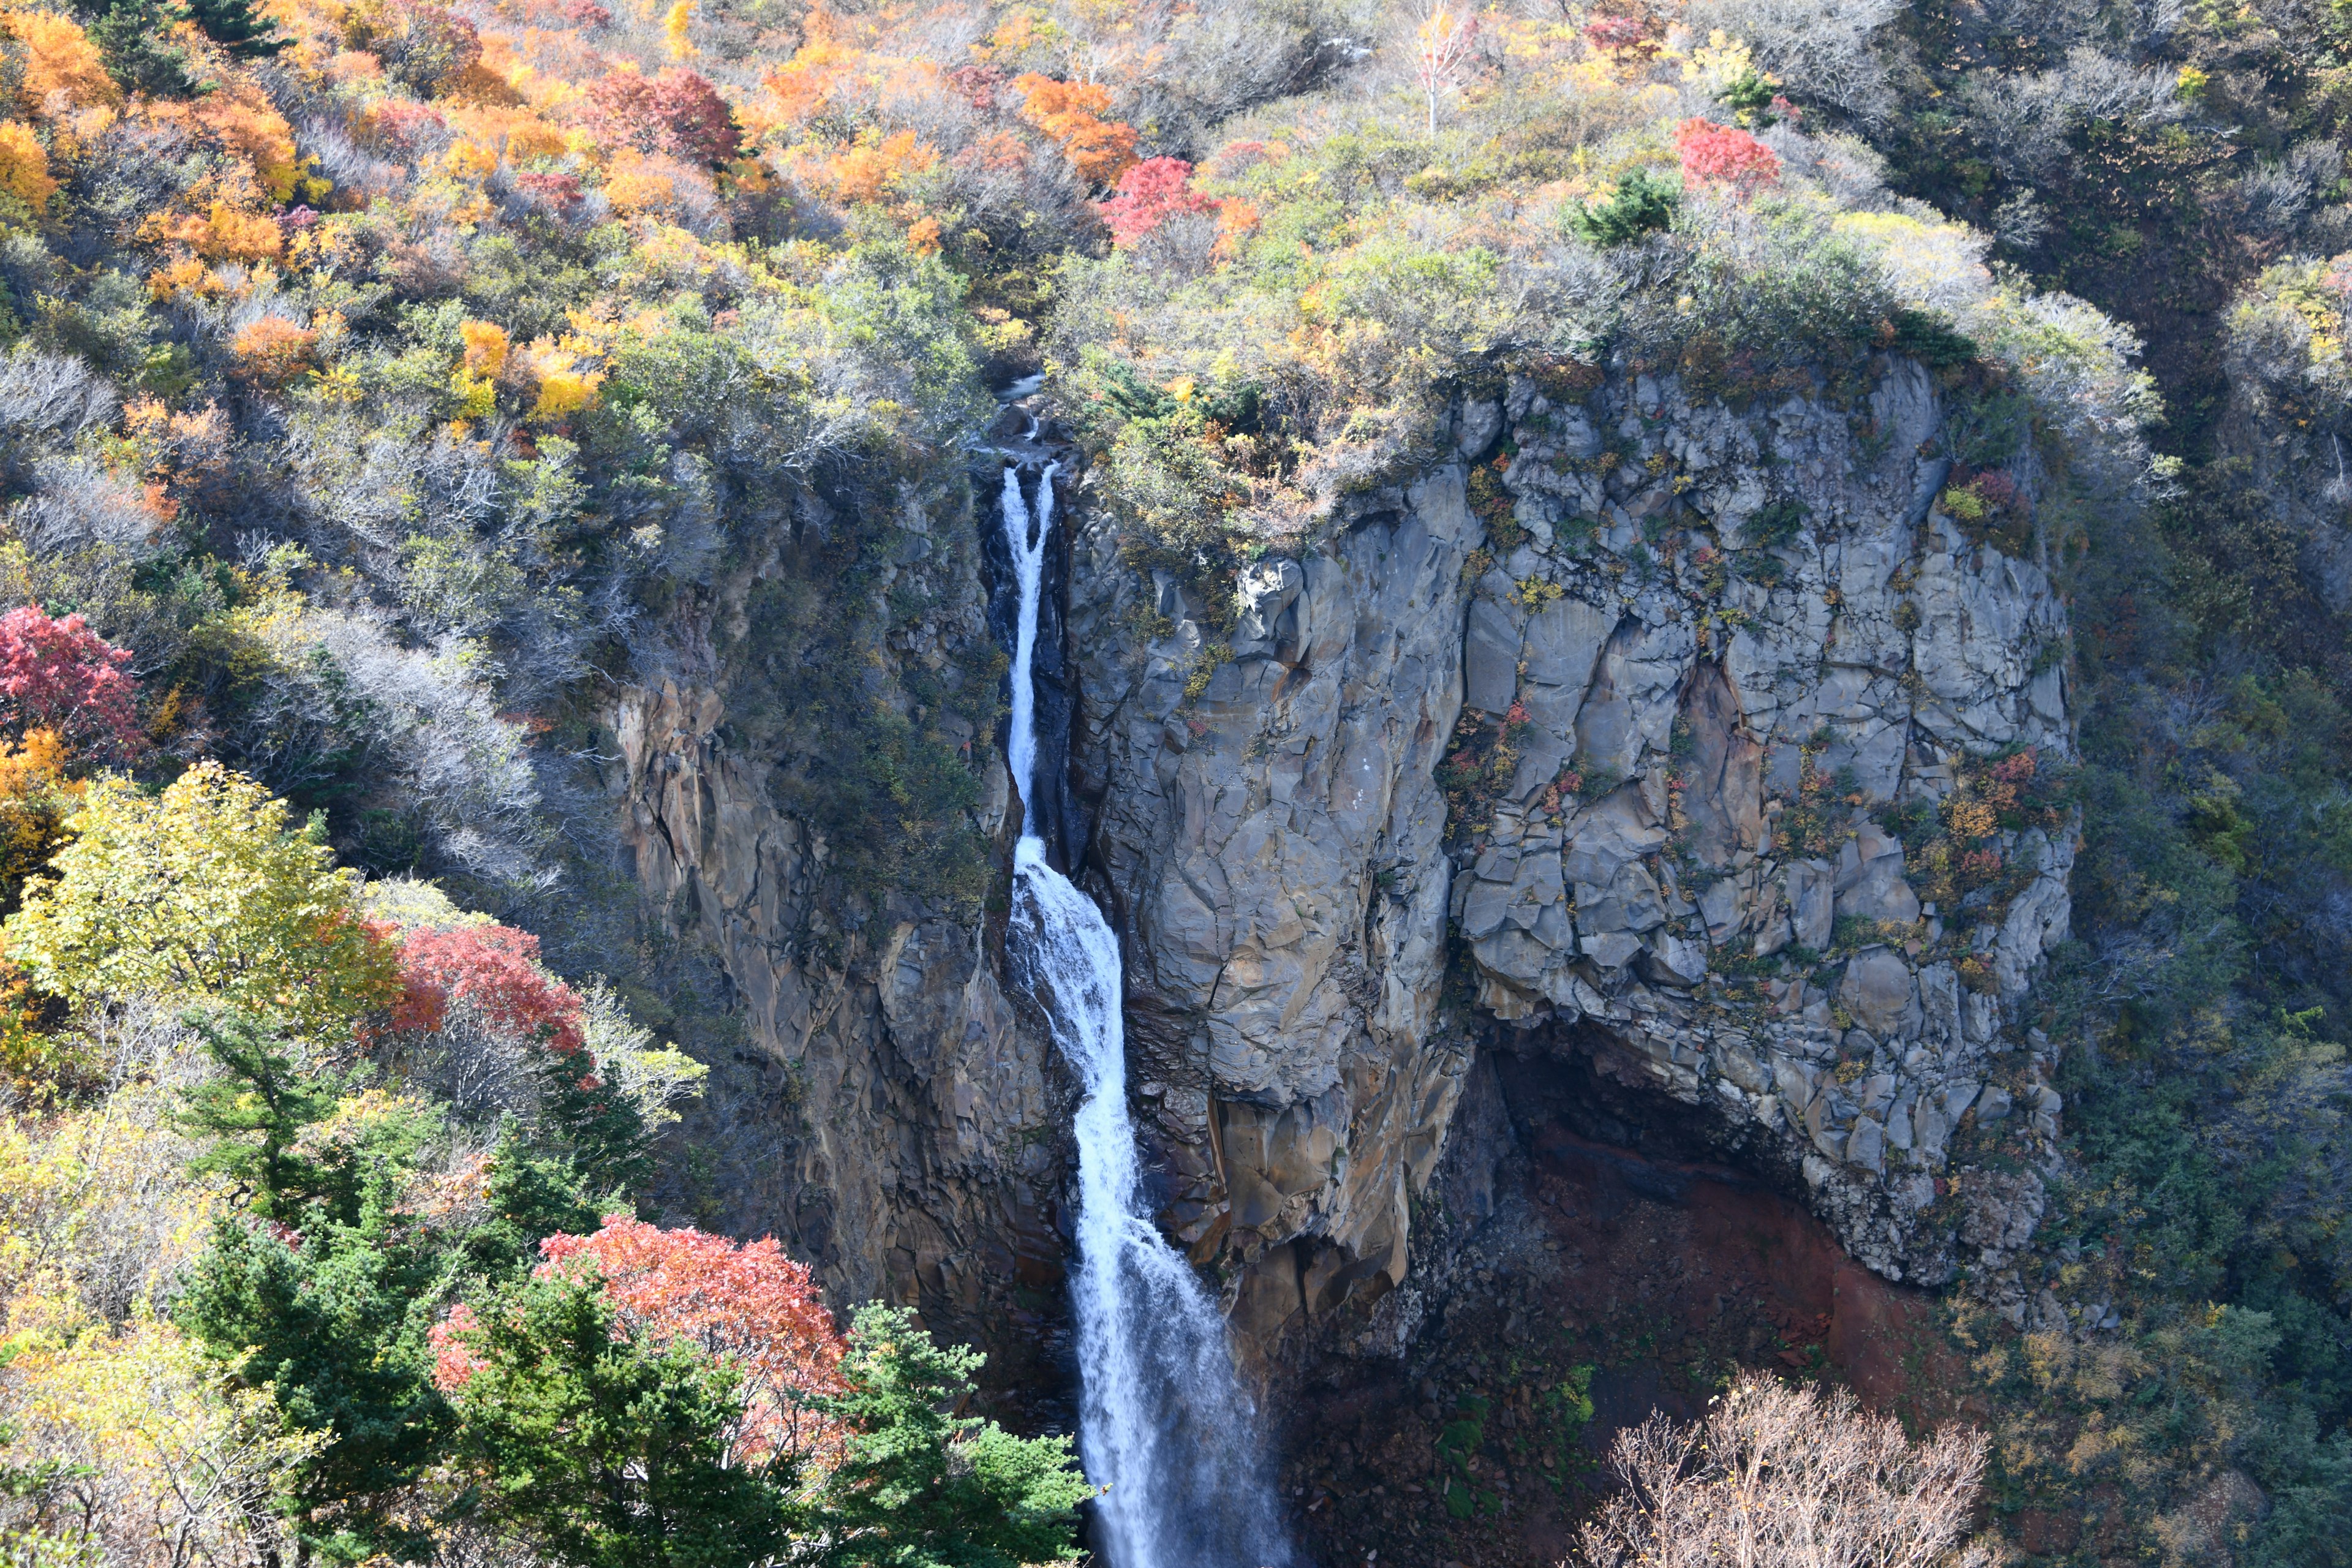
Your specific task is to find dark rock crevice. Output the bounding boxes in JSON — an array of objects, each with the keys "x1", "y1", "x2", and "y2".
[{"x1": 1273, "y1": 1033, "x2": 1970, "y2": 1566}]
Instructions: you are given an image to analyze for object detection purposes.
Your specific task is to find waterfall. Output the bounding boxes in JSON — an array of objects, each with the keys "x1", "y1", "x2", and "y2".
[{"x1": 996, "y1": 464, "x2": 1292, "y2": 1568}]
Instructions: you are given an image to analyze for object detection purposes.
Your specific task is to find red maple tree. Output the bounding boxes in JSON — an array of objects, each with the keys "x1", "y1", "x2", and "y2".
[
  {"x1": 0, "y1": 605, "x2": 141, "y2": 758},
  {"x1": 1675, "y1": 118, "x2": 1779, "y2": 195},
  {"x1": 390, "y1": 922, "x2": 587, "y2": 1055},
  {"x1": 1097, "y1": 157, "x2": 1218, "y2": 246},
  {"x1": 434, "y1": 1218, "x2": 850, "y2": 1468},
  {"x1": 582, "y1": 67, "x2": 741, "y2": 166}
]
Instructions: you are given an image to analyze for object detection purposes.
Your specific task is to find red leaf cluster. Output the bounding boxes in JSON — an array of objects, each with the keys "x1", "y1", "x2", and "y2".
[
  {"x1": 1582, "y1": 13, "x2": 1658, "y2": 59},
  {"x1": 581, "y1": 67, "x2": 741, "y2": 167},
  {"x1": 1674, "y1": 118, "x2": 1779, "y2": 195},
  {"x1": 946, "y1": 62, "x2": 1008, "y2": 110},
  {"x1": 430, "y1": 1302, "x2": 485, "y2": 1389},
  {"x1": 433, "y1": 1219, "x2": 850, "y2": 1468},
  {"x1": 1097, "y1": 157, "x2": 1217, "y2": 247},
  {"x1": 514, "y1": 170, "x2": 586, "y2": 211},
  {"x1": 0, "y1": 605, "x2": 140, "y2": 758},
  {"x1": 390, "y1": 922, "x2": 586, "y2": 1055},
  {"x1": 542, "y1": 1218, "x2": 848, "y2": 1463},
  {"x1": 365, "y1": 98, "x2": 449, "y2": 158}
]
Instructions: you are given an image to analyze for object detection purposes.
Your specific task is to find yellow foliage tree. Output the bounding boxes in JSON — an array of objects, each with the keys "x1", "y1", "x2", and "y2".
[
  {"x1": 0, "y1": 120, "x2": 57, "y2": 209},
  {"x1": 797, "y1": 126, "x2": 937, "y2": 205},
  {"x1": 1, "y1": 762, "x2": 398, "y2": 1041},
  {"x1": 0, "y1": 1316, "x2": 321, "y2": 1562},
  {"x1": 142, "y1": 199, "x2": 284, "y2": 263},
  {"x1": 461, "y1": 319, "x2": 510, "y2": 375},
  {"x1": 2, "y1": 10, "x2": 119, "y2": 118},
  {"x1": 0, "y1": 729, "x2": 78, "y2": 917}
]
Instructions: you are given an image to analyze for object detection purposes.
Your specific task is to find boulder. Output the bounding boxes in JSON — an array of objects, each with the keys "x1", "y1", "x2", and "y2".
[{"x1": 1840, "y1": 949, "x2": 1921, "y2": 1038}]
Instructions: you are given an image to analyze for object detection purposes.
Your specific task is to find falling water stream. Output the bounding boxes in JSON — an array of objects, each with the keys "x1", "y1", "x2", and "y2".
[{"x1": 996, "y1": 464, "x2": 1292, "y2": 1568}]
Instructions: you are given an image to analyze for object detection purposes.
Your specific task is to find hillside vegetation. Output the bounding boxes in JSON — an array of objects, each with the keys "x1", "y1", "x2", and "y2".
[{"x1": 0, "y1": 0, "x2": 2341, "y2": 1562}]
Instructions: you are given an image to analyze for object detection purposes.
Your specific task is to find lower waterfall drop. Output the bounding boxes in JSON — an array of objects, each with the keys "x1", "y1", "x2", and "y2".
[{"x1": 996, "y1": 464, "x2": 1292, "y2": 1568}]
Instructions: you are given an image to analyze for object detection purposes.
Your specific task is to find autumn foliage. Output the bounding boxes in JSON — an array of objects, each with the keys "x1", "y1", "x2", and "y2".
[
  {"x1": 3, "y1": 9, "x2": 118, "y2": 116},
  {"x1": 389, "y1": 922, "x2": 587, "y2": 1055},
  {"x1": 432, "y1": 1219, "x2": 849, "y2": 1469},
  {"x1": 1013, "y1": 74, "x2": 1136, "y2": 185},
  {"x1": 545, "y1": 1219, "x2": 847, "y2": 1465},
  {"x1": 1675, "y1": 118, "x2": 1779, "y2": 194},
  {"x1": 229, "y1": 318, "x2": 320, "y2": 386},
  {"x1": 1, "y1": 762, "x2": 399, "y2": 1039},
  {"x1": 0, "y1": 606, "x2": 140, "y2": 758},
  {"x1": 0, "y1": 122, "x2": 56, "y2": 209},
  {"x1": 1098, "y1": 157, "x2": 1218, "y2": 246},
  {"x1": 581, "y1": 65, "x2": 741, "y2": 166}
]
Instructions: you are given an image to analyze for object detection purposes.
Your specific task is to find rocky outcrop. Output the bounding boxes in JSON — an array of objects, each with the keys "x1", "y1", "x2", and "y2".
[
  {"x1": 604, "y1": 473, "x2": 1075, "y2": 1390},
  {"x1": 1069, "y1": 356, "x2": 2080, "y2": 1362},
  {"x1": 606, "y1": 358, "x2": 2081, "y2": 1387},
  {"x1": 1068, "y1": 469, "x2": 1480, "y2": 1357}
]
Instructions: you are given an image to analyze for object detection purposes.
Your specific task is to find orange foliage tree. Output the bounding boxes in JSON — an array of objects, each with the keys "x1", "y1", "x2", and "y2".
[
  {"x1": 0, "y1": 728, "x2": 80, "y2": 916},
  {"x1": 4, "y1": 10, "x2": 119, "y2": 117},
  {"x1": 1012, "y1": 74, "x2": 1136, "y2": 185},
  {"x1": 229, "y1": 317, "x2": 318, "y2": 386},
  {"x1": 434, "y1": 1218, "x2": 849, "y2": 1469}
]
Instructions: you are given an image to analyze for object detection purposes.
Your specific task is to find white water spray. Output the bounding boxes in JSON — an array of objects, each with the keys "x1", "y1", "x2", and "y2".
[{"x1": 997, "y1": 464, "x2": 1291, "y2": 1568}]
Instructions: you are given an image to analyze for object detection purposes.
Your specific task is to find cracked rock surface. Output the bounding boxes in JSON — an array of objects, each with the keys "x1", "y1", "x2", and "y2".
[{"x1": 1071, "y1": 358, "x2": 2079, "y2": 1357}]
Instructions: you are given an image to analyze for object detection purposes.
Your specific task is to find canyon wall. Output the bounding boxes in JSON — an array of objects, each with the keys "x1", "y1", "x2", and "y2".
[
  {"x1": 1068, "y1": 356, "x2": 2078, "y2": 1364},
  {"x1": 610, "y1": 353, "x2": 2081, "y2": 1379},
  {"x1": 601, "y1": 473, "x2": 1079, "y2": 1394}
]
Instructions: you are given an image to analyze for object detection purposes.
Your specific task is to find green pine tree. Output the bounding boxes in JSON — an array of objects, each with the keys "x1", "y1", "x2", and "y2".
[
  {"x1": 184, "y1": 0, "x2": 285, "y2": 56},
  {"x1": 800, "y1": 1303, "x2": 1093, "y2": 1568},
  {"x1": 441, "y1": 1272, "x2": 790, "y2": 1568},
  {"x1": 173, "y1": 1012, "x2": 453, "y2": 1558},
  {"x1": 174, "y1": 1008, "x2": 344, "y2": 1221},
  {"x1": 88, "y1": 0, "x2": 197, "y2": 96},
  {"x1": 174, "y1": 1164, "x2": 452, "y2": 1559}
]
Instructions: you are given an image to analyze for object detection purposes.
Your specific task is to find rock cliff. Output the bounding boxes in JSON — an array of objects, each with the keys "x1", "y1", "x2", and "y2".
[
  {"x1": 1069, "y1": 356, "x2": 2078, "y2": 1363},
  {"x1": 602, "y1": 472, "x2": 1079, "y2": 1399},
  {"x1": 609, "y1": 355, "x2": 2081, "y2": 1383}
]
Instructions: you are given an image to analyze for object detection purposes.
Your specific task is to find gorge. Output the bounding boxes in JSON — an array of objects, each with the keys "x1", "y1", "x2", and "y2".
[
  {"x1": 999, "y1": 459, "x2": 1291, "y2": 1568},
  {"x1": 617, "y1": 350, "x2": 2084, "y2": 1557},
  {"x1": 7, "y1": 0, "x2": 2352, "y2": 1561}
]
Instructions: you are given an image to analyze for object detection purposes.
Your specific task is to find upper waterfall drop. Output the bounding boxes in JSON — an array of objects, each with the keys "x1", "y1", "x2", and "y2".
[{"x1": 995, "y1": 462, "x2": 1292, "y2": 1568}]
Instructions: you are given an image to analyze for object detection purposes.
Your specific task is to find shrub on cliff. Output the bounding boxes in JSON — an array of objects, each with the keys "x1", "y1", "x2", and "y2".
[{"x1": 1566, "y1": 168, "x2": 1679, "y2": 246}]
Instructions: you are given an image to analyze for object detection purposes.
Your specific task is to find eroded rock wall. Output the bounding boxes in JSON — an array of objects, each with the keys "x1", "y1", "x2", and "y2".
[
  {"x1": 1067, "y1": 469, "x2": 1482, "y2": 1355},
  {"x1": 606, "y1": 475, "x2": 1074, "y2": 1386},
  {"x1": 609, "y1": 359, "x2": 2079, "y2": 1386},
  {"x1": 1070, "y1": 356, "x2": 2080, "y2": 1365}
]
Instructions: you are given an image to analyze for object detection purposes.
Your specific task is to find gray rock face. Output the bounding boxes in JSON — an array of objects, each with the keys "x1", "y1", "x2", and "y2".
[
  {"x1": 1068, "y1": 468, "x2": 1481, "y2": 1333},
  {"x1": 613, "y1": 360, "x2": 2079, "y2": 1376},
  {"x1": 608, "y1": 486, "x2": 1069, "y2": 1363},
  {"x1": 1069, "y1": 359, "x2": 2079, "y2": 1349}
]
